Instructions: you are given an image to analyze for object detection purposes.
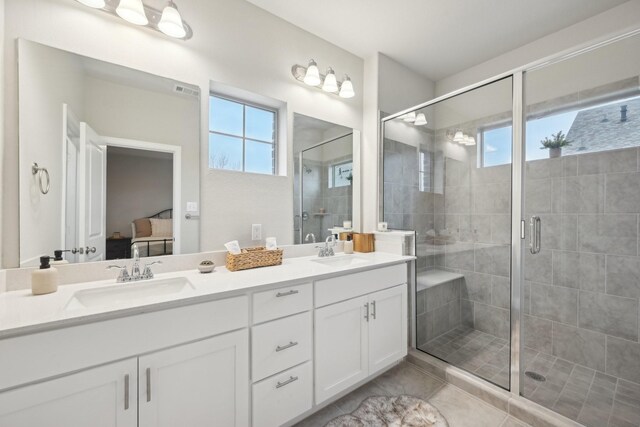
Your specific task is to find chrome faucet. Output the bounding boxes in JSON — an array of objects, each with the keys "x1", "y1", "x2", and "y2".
[
  {"x1": 316, "y1": 235, "x2": 336, "y2": 257},
  {"x1": 107, "y1": 244, "x2": 163, "y2": 282},
  {"x1": 305, "y1": 233, "x2": 316, "y2": 243}
]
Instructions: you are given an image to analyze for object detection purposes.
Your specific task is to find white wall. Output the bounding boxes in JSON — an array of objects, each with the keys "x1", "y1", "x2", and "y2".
[
  {"x1": 361, "y1": 53, "x2": 435, "y2": 231},
  {"x1": 84, "y1": 75, "x2": 200, "y2": 254},
  {"x1": 436, "y1": 1, "x2": 640, "y2": 96},
  {"x1": 0, "y1": 0, "x2": 5, "y2": 267},
  {"x1": 2, "y1": 0, "x2": 364, "y2": 267},
  {"x1": 378, "y1": 53, "x2": 435, "y2": 114},
  {"x1": 18, "y1": 40, "x2": 85, "y2": 266},
  {"x1": 106, "y1": 151, "x2": 173, "y2": 237}
]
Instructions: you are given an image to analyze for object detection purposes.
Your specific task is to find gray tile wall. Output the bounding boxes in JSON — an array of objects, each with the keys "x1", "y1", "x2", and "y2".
[
  {"x1": 416, "y1": 279, "x2": 462, "y2": 346},
  {"x1": 524, "y1": 147, "x2": 640, "y2": 385}
]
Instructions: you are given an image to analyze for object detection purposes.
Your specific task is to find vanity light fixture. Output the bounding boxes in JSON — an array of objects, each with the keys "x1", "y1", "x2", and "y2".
[
  {"x1": 402, "y1": 111, "x2": 416, "y2": 122},
  {"x1": 453, "y1": 130, "x2": 465, "y2": 143},
  {"x1": 158, "y1": 1, "x2": 187, "y2": 38},
  {"x1": 74, "y1": 0, "x2": 193, "y2": 40},
  {"x1": 322, "y1": 68, "x2": 338, "y2": 93},
  {"x1": 116, "y1": 0, "x2": 148, "y2": 25},
  {"x1": 414, "y1": 113, "x2": 427, "y2": 126},
  {"x1": 292, "y1": 60, "x2": 355, "y2": 99},
  {"x1": 339, "y1": 75, "x2": 355, "y2": 99},
  {"x1": 303, "y1": 60, "x2": 322, "y2": 86}
]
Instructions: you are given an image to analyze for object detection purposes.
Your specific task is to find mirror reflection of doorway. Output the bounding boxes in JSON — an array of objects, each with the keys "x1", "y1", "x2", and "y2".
[{"x1": 105, "y1": 146, "x2": 174, "y2": 260}]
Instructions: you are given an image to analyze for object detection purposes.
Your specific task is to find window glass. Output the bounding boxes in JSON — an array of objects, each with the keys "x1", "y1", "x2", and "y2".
[
  {"x1": 245, "y1": 106, "x2": 275, "y2": 142},
  {"x1": 209, "y1": 133, "x2": 243, "y2": 171},
  {"x1": 208, "y1": 95, "x2": 277, "y2": 174},
  {"x1": 245, "y1": 140, "x2": 274, "y2": 174},
  {"x1": 209, "y1": 96, "x2": 243, "y2": 136}
]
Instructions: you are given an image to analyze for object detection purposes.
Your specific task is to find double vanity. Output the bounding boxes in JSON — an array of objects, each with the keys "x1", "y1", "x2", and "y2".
[{"x1": 0, "y1": 252, "x2": 411, "y2": 427}]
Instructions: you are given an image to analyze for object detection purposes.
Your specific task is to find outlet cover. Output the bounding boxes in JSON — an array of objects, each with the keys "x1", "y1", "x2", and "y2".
[{"x1": 252, "y1": 224, "x2": 262, "y2": 240}]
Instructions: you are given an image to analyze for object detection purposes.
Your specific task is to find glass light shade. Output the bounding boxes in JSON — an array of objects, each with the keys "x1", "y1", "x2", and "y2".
[
  {"x1": 322, "y1": 68, "x2": 338, "y2": 92},
  {"x1": 339, "y1": 75, "x2": 355, "y2": 98},
  {"x1": 414, "y1": 113, "x2": 427, "y2": 126},
  {"x1": 116, "y1": 0, "x2": 148, "y2": 25},
  {"x1": 403, "y1": 111, "x2": 416, "y2": 122},
  {"x1": 453, "y1": 130, "x2": 464, "y2": 142},
  {"x1": 303, "y1": 60, "x2": 321, "y2": 86},
  {"x1": 77, "y1": 0, "x2": 106, "y2": 8},
  {"x1": 158, "y1": 2, "x2": 186, "y2": 38},
  {"x1": 466, "y1": 136, "x2": 476, "y2": 146}
]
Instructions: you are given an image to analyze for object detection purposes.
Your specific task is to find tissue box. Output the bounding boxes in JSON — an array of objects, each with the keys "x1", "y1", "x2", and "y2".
[{"x1": 225, "y1": 247, "x2": 283, "y2": 272}]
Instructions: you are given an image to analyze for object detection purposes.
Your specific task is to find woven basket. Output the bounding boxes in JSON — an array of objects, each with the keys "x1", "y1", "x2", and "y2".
[{"x1": 225, "y1": 247, "x2": 283, "y2": 272}]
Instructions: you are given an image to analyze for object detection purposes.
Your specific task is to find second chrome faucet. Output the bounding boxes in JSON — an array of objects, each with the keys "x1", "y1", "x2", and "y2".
[{"x1": 107, "y1": 244, "x2": 162, "y2": 283}]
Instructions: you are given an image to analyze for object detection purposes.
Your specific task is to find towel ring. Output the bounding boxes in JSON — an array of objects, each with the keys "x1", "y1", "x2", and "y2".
[{"x1": 32, "y1": 162, "x2": 50, "y2": 195}]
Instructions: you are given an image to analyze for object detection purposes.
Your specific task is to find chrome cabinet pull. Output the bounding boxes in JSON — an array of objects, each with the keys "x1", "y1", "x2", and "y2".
[
  {"x1": 276, "y1": 376, "x2": 298, "y2": 389},
  {"x1": 276, "y1": 290, "x2": 299, "y2": 297},
  {"x1": 146, "y1": 367, "x2": 151, "y2": 402},
  {"x1": 371, "y1": 300, "x2": 377, "y2": 320},
  {"x1": 276, "y1": 341, "x2": 299, "y2": 352},
  {"x1": 364, "y1": 303, "x2": 369, "y2": 321},
  {"x1": 124, "y1": 374, "x2": 130, "y2": 410},
  {"x1": 529, "y1": 216, "x2": 541, "y2": 254}
]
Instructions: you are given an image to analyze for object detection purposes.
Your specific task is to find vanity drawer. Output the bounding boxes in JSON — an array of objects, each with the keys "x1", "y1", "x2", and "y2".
[
  {"x1": 252, "y1": 311, "x2": 312, "y2": 382},
  {"x1": 252, "y1": 282, "x2": 312, "y2": 324},
  {"x1": 252, "y1": 361, "x2": 312, "y2": 427},
  {"x1": 315, "y1": 263, "x2": 407, "y2": 307}
]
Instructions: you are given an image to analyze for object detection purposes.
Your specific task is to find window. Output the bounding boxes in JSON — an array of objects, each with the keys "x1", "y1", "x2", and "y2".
[
  {"x1": 209, "y1": 95, "x2": 277, "y2": 174},
  {"x1": 328, "y1": 161, "x2": 353, "y2": 188},
  {"x1": 419, "y1": 150, "x2": 432, "y2": 192},
  {"x1": 479, "y1": 96, "x2": 639, "y2": 167}
]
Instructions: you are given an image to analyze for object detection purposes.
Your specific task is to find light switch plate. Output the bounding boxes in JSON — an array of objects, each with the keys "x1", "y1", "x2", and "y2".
[
  {"x1": 186, "y1": 202, "x2": 198, "y2": 212},
  {"x1": 252, "y1": 224, "x2": 262, "y2": 240}
]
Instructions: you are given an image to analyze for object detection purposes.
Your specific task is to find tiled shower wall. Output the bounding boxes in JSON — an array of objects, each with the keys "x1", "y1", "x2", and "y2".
[
  {"x1": 524, "y1": 146, "x2": 640, "y2": 386},
  {"x1": 432, "y1": 153, "x2": 512, "y2": 341}
]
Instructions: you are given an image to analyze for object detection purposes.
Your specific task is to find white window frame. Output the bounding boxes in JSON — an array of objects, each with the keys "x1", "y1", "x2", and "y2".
[{"x1": 208, "y1": 93, "x2": 278, "y2": 174}]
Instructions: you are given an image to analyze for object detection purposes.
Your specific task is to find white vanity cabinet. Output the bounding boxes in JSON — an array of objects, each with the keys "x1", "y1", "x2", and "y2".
[
  {"x1": 314, "y1": 264, "x2": 408, "y2": 404},
  {"x1": 0, "y1": 358, "x2": 137, "y2": 427},
  {"x1": 0, "y1": 296, "x2": 250, "y2": 427},
  {"x1": 139, "y1": 329, "x2": 249, "y2": 427},
  {"x1": 0, "y1": 330, "x2": 249, "y2": 427}
]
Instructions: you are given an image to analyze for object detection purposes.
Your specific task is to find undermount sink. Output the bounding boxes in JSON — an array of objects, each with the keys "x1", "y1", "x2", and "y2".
[
  {"x1": 65, "y1": 277, "x2": 195, "y2": 310},
  {"x1": 310, "y1": 255, "x2": 371, "y2": 268}
]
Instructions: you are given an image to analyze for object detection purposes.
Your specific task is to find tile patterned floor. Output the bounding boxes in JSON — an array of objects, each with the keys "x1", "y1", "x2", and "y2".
[
  {"x1": 420, "y1": 327, "x2": 640, "y2": 427},
  {"x1": 294, "y1": 362, "x2": 529, "y2": 427}
]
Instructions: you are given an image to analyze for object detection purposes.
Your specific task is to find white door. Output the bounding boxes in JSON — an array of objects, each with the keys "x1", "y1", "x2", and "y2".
[
  {"x1": 0, "y1": 359, "x2": 137, "y2": 427},
  {"x1": 368, "y1": 285, "x2": 408, "y2": 375},
  {"x1": 315, "y1": 295, "x2": 369, "y2": 404},
  {"x1": 79, "y1": 122, "x2": 106, "y2": 262},
  {"x1": 63, "y1": 104, "x2": 81, "y2": 263},
  {"x1": 139, "y1": 329, "x2": 249, "y2": 427}
]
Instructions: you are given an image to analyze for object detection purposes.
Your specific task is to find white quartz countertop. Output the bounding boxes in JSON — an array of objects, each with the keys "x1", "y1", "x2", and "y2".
[{"x1": 0, "y1": 252, "x2": 413, "y2": 338}]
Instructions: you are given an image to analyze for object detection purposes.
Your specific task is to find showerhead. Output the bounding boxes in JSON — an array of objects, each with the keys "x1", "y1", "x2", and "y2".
[{"x1": 303, "y1": 164, "x2": 312, "y2": 174}]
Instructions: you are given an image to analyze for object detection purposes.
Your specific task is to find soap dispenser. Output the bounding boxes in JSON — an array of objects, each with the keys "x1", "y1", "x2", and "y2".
[
  {"x1": 51, "y1": 249, "x2": 69, "y2": 265},
  {"x1": 31, "y1": 256, "x2": 58, "y2": 295},
  {"x1": 344, "y1": 235, "x2": 354, "y2": 254}
]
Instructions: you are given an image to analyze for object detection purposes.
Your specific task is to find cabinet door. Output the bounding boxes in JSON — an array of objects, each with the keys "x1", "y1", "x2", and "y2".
[
  {"x1": 0, "y1": 358, "x2": 136, "y2": 427},
  {"x1": 368, "y1": 284, "x2": 408, "y2": 375},
  {"x1": 139, "y1": 329, "x2": 249, "y2": 427},
  {"x1": 315, "y1": 295, "x2": 369, "y2": 404}
]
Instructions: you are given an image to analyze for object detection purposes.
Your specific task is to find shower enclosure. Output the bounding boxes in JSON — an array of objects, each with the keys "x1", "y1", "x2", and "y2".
[{"x1": 382, "y1": 30, "x2": 640, "y2": 426}]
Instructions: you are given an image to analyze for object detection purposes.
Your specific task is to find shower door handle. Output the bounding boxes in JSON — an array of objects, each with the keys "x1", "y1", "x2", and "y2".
[{"x1": 529, "y1": 216, "x2": 541, "y2": 254}]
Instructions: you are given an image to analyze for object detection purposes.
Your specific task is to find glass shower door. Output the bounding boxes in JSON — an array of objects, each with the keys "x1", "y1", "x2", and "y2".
[
  {"x1": 521, "y1": 33, "x2": 640, "y2": 426},
  {"x1": 382, "y1": 77, "x2": 514, "y2": 389}
]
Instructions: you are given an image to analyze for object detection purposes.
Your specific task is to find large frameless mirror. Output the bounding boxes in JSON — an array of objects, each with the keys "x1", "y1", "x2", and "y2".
[{"x1": 18, "y1": 40, "x2": 200, "y2": 266}]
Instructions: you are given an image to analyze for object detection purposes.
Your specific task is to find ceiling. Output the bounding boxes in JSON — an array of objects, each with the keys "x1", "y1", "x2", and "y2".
[{"x1": 246, "y1": 0, "x2": 628, "y2": 81}]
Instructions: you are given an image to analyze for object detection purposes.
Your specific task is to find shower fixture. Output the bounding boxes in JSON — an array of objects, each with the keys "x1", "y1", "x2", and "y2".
[{"x1": 303, "y1": 164, "x2": 313, "y2": 174}]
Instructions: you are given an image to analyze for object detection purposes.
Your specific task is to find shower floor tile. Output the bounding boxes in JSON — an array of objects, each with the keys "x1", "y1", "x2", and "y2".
[{"x1": 419, "y1": 327, "x2": 640, "y2": 427}]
